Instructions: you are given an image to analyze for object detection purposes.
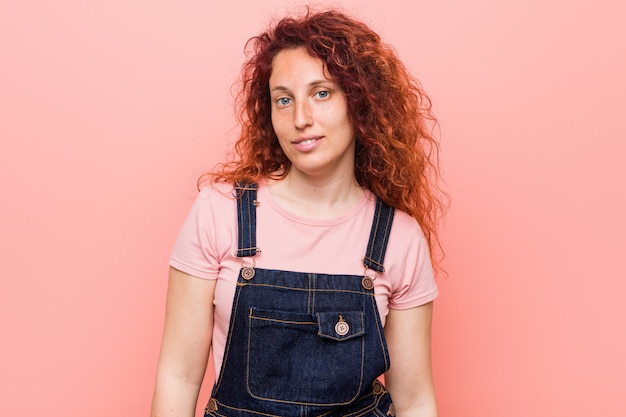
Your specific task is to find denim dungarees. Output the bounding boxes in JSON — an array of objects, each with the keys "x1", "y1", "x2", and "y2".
[{"x1": 205, "y1": 184, "x2": 397, "y2": 417}]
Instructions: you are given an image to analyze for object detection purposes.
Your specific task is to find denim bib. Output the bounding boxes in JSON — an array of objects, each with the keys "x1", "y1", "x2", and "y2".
[{"x1": 205, "y1": 184, "x2": 397, "y2": 417}]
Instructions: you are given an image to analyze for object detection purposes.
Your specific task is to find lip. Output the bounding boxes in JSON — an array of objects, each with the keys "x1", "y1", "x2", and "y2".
[
  {"x1": 292, "y1": 135, "x2": 323, "y2": 152},
  {"x1": 292, "y1": 135, "x2": 323, "y2": 144}
]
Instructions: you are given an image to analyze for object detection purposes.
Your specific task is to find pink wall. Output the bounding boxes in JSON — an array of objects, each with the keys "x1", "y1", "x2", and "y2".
[{"x1": 1, "y1": 0, "x2": 625, "y2": 415}]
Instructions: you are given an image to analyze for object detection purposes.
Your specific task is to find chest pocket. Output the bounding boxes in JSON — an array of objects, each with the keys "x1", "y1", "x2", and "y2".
[{"x1": 246, "y1": 308, "x2": 366, "y2": 406}]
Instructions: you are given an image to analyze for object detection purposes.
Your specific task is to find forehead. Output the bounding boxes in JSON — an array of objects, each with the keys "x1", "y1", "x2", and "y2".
[{"x1": 269, "y1": 47, "x2": 333, "y2": 86}]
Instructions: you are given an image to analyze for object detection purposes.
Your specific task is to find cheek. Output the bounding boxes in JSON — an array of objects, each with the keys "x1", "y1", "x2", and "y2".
[
  {"x1": 271, "y1": 113, "x2": 293, "y2": 141},
  {"x1": 270, "y1": 112, "x2": 282, "y2": 138},
  {"x1": 270, "y1": 107, "x2": 277, "y2": 129},
  {"x1": 329, "y1": 111, "x2": 353, "y2": 136},
  {"x1": 326, "y1": 100, "x2": 351, "y2": 129}
]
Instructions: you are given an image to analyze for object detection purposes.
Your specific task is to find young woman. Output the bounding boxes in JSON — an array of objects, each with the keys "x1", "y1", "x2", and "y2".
[{"x1": 152, "y1": 9, "x2": 445, "y2": 417}]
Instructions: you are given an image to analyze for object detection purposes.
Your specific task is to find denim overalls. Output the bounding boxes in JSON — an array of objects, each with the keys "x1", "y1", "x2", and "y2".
[{"x1": 205, "y1": 184, "x2": 397, "y2": 417}]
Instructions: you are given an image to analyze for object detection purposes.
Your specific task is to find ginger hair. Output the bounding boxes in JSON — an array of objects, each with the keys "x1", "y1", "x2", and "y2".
[{"x1": 202, "y1": 9, "x2": 448, "y2": 271}]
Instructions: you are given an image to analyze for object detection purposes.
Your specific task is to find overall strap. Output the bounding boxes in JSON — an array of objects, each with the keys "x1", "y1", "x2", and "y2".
[
  {"x1": 362, "y1": 198, "x2": 395, "y2": 273},
  {"x1": 235, "y1": 183, "x2": 259, "y2": 257}
]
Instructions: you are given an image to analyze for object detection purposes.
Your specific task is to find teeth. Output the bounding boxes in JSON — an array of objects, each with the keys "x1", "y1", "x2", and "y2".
[{"x1": 300, "y1": 139, "x2": 315, "y2": 145}]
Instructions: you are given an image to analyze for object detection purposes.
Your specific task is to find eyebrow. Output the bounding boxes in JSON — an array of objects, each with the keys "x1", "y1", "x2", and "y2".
[{"x1": 270, "y1": 80, "x2": 335, "y2": 94}]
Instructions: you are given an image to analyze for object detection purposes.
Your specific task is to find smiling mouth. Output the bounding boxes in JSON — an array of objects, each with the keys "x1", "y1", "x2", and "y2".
[{"x1": 293, "y1": 136, "x2": 322, "y2": 145}]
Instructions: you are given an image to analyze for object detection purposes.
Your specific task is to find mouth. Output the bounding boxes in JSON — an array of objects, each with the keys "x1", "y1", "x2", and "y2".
[
  {"x1": 292, "y1": 136, "x2": 323, "y2": 145},
  {"x1": 291, "y1": 135, "x2": 323, "y2": 152}
]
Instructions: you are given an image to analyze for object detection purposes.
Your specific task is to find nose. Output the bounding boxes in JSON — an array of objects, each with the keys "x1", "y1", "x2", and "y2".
[{"x1": 294, "y1": 99, "x2": 313, "y2": 130}]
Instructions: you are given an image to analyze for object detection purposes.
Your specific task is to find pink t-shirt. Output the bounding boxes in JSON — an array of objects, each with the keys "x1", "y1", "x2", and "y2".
[{"x1": 170, "y1": 182, "x2": 438, "y2": 377}]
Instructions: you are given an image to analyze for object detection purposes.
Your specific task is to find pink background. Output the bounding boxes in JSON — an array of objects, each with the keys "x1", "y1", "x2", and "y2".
[{"x1": 1, "y1": 0, "x2": 625, "y2": 415}]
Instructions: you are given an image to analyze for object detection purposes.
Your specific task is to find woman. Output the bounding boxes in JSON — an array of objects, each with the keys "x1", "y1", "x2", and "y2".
[{"x1": 152, "y1": 9, "x2": 445, "y2": 417}]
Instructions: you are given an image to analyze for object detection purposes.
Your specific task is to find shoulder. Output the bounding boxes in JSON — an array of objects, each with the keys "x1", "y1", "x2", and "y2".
[
  {"x1": 385, "y1": 206, "x2": 432, "y2": 274},
  {"x1": 391, "y1": 208, "x2": 427, "y2": 241},
  {"x1": 365, "y1": 195, "x2": 430, "y2": 262},
  {"x1": 361, "y1": 193, "x2": 423, "y2": 243},
  {"x1": 363, "y1": 193, "x2": 427, "y2": 248},
  {"x1": 198, "y1": 181, "x2": 236, "y2": 200},
  {"x1": 191, "y1": 182, "x2": 239, "y2": 212},
  {"x1": 176, "y1": 182, "x2": 239, "y2": 236}
]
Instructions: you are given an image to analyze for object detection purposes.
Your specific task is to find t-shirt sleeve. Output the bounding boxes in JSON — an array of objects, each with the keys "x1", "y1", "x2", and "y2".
[
  {"x1": 388, "y1": 217, "x2": 438, "y2": 310},
  {"x1": 169, "y1": 186, "x2": 234, "y2": 279}
]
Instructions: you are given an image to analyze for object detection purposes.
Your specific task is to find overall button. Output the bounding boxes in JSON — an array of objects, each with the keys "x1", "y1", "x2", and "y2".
[
  {"x1": 334, "y1": 316, "x2": 350, "y2": 336},
  {"x1": 372, "y1": 380, "x2": 384, "y2": 394},
  {"x1": 206, "y1": 398, "x2": 218, "y2": 412},
  {"x1": 361, "y1": 276, "x2": 374, "y2": 290},
  {"x1": 241, "y1": 267, "x2": 255, "y2": 280}
]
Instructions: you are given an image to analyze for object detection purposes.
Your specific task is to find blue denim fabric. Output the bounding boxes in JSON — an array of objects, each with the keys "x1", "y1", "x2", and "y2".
[{"x1": 205, "y1": 184, "x2": 396, "y2": 417}]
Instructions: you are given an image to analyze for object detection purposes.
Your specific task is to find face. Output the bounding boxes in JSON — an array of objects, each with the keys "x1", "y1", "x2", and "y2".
[{"x1": 269, "y1": 47, "x2": 355, "y2": 181}]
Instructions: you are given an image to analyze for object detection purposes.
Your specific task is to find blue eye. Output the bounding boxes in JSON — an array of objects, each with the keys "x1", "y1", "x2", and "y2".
[
  {"x1": 316, "y1": 90, "x2": 329, "y2": 99},
  {"x1": 277, "y1": 97, "x2": 291, "y2": 106}
]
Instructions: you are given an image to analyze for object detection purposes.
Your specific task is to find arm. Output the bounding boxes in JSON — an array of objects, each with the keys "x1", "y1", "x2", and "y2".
[
  {"x1": 151, "y1": 267, "x2": 216, "y2": 417},
  {"x1": 384, "y1": 302, "x2": 438, "y2": 417}
]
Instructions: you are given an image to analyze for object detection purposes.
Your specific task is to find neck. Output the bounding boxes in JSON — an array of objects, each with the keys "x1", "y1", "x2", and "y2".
[{"x1": 267, "y1": 169, "x2": 363, "y2": 219}]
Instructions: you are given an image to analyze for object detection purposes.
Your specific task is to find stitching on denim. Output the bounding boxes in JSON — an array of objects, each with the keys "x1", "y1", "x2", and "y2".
[
  {"x1": 306, "y1": 274, "x2": 312, "y2": 315},
  {"x1": 237, "y1": 191, "x2": 244, "y2": 257},
  {"x1": 211, "y1": 399, "x2": 283, "y2": 417},
  {"x1": 238, "y1": 246, "x2": 260, "y2": 252},
  {"x1": 251, "y1": 316, "x2": 316, "y2": 326},
  {"x1": 314, "y1": 390, "x2": 377, "y2": 417},
  {"x1": 245, "y1": 312, "x2": 366, "y2": 407},
  {"x1": 212, "y1": 279, "x2": 244, "y2": 395},
  {"x1": 246, "y1": 306, "x2": 253, "y2": 404},
  {"x1": 362, "y1": 256, "x2": 384, "y2": 269},
  {"x1": 244, "y1": 338, "x2": 366, "y2": 407},
  {"x1": 355, "y1": 390, "x2": 387, "y2": 417},
  {"x1": 234, "y1": 184, "x2": 258, "y2": 191},
  {"x1": 372, "y1": 200, "x2": 385, "y2": 269},
  {"x1": 245, "y1": 390, "x2": 365, "y2": 407},
  {"x1": 370, "y1": 294, "x2": 390, "y2": 371},
  {"x1": 311, "y1": 273, "x2": 316, "y2": 314},
  {"x1": 365, "y1": 199, "x2": 382, "y2": 269},
  {"x1": 375, "y1": 204, "x2": 393, "y2": 269},
  {"x1": 358, "y1": 310, "x2": 366, "y2": 403},
  {"x1": 235, "y1": 183, "x2": 258, "y2": 257},
  {"x1": 242, "y1": 283, "x2": 371, "y2": 295},
  {"x1": 246, "y1": 186, "x2": 253, "y2": 255},
  {"x1": 337, "y1": 390, "x2": 381, "y2": 417},
  {"x1": 363, "y1": 199, "x2": 394, "y2": 273}
]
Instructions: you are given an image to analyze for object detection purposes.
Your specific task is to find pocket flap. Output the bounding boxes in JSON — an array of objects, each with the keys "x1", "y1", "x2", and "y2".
[{"x1": 316, "y1": 311, "x2": 365, "y2": 341}]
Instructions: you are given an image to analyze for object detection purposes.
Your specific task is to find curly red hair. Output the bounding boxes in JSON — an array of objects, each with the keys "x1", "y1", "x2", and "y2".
[{"x1": 203, "y1": 8, "x2": 448, "y2": 270}]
